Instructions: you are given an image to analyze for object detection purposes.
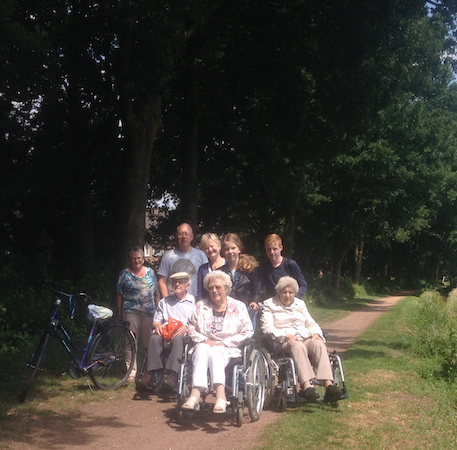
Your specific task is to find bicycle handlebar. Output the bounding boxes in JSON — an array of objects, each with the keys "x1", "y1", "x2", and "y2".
[
  {"x1": 43, "y1": 280, "x2": 91, "y2": 301},
  {"x1": 42, "y1": 280, "x2": 92, "y2": 318}
]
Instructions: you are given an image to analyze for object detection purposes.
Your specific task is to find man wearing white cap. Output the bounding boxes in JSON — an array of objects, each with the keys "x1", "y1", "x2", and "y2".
[{"x1": 139, "y1": 272, "x2": 195, "y2": 391}]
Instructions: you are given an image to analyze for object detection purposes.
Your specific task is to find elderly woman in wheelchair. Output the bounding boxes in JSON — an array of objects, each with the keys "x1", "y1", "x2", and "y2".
[
  {"x1": 260, "y1": 276, "x2": 344, "y2": 404},
  {"x1": 181, "y1": 270, "x2": 254, "y2": 414}
]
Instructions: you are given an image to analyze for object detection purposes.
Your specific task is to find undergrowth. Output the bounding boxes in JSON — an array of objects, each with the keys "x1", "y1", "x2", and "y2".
[{"x1": 410, "y1": 289, "x2": 457, "y2": 382}]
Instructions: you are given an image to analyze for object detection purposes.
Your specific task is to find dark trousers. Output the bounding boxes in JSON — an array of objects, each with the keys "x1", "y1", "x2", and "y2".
[{"x1": 146, "y1": 334, "x2": 185, "y2": 374}]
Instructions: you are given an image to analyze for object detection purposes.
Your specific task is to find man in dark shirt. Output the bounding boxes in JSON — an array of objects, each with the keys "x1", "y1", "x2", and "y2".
[{"x1": 258, "y1": 234, "x2": 307, "y2": 300}]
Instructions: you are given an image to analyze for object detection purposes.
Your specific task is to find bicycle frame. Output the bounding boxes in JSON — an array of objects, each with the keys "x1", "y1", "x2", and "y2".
[
  {"x1": 34, "y1": 292, "x2": 100, "y2": 376},
  {"x1": 21, "y1": 282, "x2": 135, "y2": 402}
]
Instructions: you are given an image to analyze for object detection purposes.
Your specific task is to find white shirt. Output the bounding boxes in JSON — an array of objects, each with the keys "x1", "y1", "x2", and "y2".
[
  {"x1": 260, "y1": 296, "x2": 324, "y2": 341},
  {"x1": 154, "y1": 293, "x2": 195, "y2": 325}
]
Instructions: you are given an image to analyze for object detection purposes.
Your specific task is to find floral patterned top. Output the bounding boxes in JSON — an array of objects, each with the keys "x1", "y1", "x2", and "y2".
[
  {"x1": 187, "y1": 296, "x2": 254, "y2": 357},
  {"x1": 117, "y1": 266, "x2": 158, "y2": 318}
]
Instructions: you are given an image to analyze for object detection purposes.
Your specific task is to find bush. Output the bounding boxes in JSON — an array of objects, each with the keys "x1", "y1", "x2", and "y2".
[
  {"x1": 305, "y1": 273, "x2": 356, "y2": 307},
  {"x1": 353, "y1": 283, "x2": 368, "y2": 297},
  {"x1": 446, "y1": 288, "x2": 457, "y2": 320},
  {"x1": 410, "y1": 290, "x2": 457, "y2": 382}
]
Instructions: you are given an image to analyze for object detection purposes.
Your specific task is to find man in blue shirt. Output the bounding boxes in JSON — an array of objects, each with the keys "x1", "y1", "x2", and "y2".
[{"x1": 258, "y1": 234, "x2": 307, "y2": 300}]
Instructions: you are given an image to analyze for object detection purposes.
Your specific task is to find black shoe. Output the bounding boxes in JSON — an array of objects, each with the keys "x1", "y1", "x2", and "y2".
[
  {"x1": 324, "y1": 384, "x2": 343, "y2": 403},
  {"x1": 138, "y1": 372, "x2": 155, "y2": 388},
  {"x1": 301, "y1": 387, "x2": 320, "y2": 402},
  {"x1": 161, "y1": 371, "x2": 178, "y2": 391}
]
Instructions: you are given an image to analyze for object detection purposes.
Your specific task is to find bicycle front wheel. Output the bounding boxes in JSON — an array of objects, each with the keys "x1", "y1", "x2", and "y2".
[
  {"x1": 19, "y1": 332, "x2": 50, "y2": 403},
  {"x1": 88, "y1": 324, "x2": 136, "y2": 390}
]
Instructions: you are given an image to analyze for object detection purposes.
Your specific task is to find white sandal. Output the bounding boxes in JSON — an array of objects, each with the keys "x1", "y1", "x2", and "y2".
[
  {"x1": 213, "y1": 398, "x2": 228, "y2": 414},
  {"x1": 182, "y1": 396, "x2": 199, "y2": 410}
]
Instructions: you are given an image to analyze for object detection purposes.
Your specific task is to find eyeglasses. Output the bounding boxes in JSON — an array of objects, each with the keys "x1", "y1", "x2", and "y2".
[
  {"x1": 172, "y1": 279, "x2": 189, "y2": 285},
  {"x1": 177, "y1": 232, "x2": 190, "y2": 237},
  {"x1": 208, "y1": 285, "x2": 224, "y2": 291}
]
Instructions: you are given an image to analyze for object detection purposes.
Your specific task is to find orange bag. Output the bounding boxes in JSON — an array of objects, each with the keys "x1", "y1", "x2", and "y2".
[{"x1": 161, "y1": 317, "x2": 183, "y2": 342}]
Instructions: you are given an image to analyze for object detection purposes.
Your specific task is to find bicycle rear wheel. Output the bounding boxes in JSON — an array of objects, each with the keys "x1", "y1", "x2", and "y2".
[
  {"x1": 19, "y1": 332, "x2": 50, "y2": 403},
  {"x1": 88, "y1": 324, "x2": 136, "y2": 390}
]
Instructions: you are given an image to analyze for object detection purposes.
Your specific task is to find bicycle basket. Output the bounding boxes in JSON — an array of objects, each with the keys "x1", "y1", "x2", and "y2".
[{"x1": 87, "y1": 304, "x2": 113, "y2": 321}]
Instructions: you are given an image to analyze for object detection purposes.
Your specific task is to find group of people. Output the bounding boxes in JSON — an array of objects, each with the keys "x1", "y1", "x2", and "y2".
[{"x1": 116, "y1": 223, "x2": 343, "y2": 413}]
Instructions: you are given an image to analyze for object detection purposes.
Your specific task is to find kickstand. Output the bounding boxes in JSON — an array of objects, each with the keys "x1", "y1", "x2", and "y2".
[{"x1": 85, "y1": 377, "x2": 94, "y2": 394}]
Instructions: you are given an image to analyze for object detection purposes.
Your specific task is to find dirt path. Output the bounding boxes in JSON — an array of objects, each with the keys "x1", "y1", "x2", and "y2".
[
  {"x1": 3, "y1": 294, "x2": 408, "y2": 450},
  {"x1": 319, "y1": 293, "x2": 410, "y2": 354}
]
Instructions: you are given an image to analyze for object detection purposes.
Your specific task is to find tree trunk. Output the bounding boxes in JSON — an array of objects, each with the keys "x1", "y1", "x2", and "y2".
[
  {"x1": 283, "y1": 196, "x2": 297, "y2": 258},
  {"x1": 354, "y1": 237, "x2": 364, "y2": 283},
  {"x1": 332, "y1": 255, "x2": 344, "y2": 292},
  {"x1": 67, "y1": 7, "x2": 95, "y2": 279},
  {"x1": 116, "y1": 93, "x2": 162, "y2": 271},
  {"x1": 180, "y1": 34, "x2": 201, "y2": 232}
]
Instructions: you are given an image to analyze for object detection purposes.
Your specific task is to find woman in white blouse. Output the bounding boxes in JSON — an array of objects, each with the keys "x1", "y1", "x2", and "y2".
[
  {"x1": 183, "y1": 270, "x2": 254, "y2": 413},
  {"x1": 260, "y1": 276, "x2": 342, "y2": 403}
]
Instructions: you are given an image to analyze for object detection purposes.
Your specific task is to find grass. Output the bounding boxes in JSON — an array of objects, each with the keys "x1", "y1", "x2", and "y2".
[
  {"x1": 0, "y1": 335, "x2": 139, "y2": 422},
  {"x1": 258, "y1": 296, "x2": 457, "y2": 450},
  {"x1": 307, "y1": 293, "x2": 381, "y2": 323}
]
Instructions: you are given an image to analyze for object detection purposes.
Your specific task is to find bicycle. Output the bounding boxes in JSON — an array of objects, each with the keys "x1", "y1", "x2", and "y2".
[{"x1": 19, "y1": 281, "x2": 137, "y2": 403}]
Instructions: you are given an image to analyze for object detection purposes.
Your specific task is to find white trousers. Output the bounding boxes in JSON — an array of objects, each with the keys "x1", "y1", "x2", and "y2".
[
  {"x1": 191, "y1": 343, "x2": 232, "y2": 389},
  {"x1": 123, "y1": 311, "x2": 153, "y2": 377}
]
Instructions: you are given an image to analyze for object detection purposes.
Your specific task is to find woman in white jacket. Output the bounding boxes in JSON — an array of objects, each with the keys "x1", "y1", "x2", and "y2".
[
  {"x1": 183, "y1": 270, "x2": 254, "y2": 413},
  {"x1": 260, "y1": 276, "x2": 342, "y2": 403}
]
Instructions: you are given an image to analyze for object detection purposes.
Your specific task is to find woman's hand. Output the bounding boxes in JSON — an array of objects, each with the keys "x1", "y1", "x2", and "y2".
[
  {"x1": 203, "y1": 339, "x2": 226, "y2": 347},
  {"x1": 312, "y1": 333, "x2": 323, "y2": 341},
  {"x1": 249, "y1": 302, "x2": 259, "y2": 311},
  {"x1": 286, "y1": 334, "x2": 297, "y2": 346}
]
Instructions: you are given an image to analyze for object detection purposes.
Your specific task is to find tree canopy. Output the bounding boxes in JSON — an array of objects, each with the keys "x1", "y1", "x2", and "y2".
[{"x1": 2, "y1": 0, "x2": 457, "y2": 294}]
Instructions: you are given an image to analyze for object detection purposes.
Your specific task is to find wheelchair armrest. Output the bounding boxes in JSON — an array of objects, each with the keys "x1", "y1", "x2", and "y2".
[
  {"x1": 261, "y1": 333, "x2": 286, "y2": 343},
  {"x1": 259, "y1": 333, "x2": 284, "y2": 352}
]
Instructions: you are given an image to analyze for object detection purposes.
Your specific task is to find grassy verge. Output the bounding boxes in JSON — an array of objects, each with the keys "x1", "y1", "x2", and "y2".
[
  {"x1": 307, "y1": 293, "x2": 381, "y2": 323},
  {"x1": 0, "y1": 337, "x2": 143, "y2": 431},
  {"x1": 258, "y1": 296, "x2": 457, "y2": 449}
]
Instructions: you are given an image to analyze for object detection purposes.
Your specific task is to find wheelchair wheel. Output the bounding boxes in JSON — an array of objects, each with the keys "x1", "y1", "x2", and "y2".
[
  {"x1": 246, "y1": 349, "x2": 266, "y2": 422},
  {"x1": 235, "y1": 405, "x2": 244, "y2": 427},
  {"x1": 176, "y1": 356, "x2": 193, "y2": 424},
  {"x1": 332, "y1": 358, "x2": 342, "y2": 390},
  {"x1": 259, "y1": 348, "x2": 275, "y2": 409},
  {"x1": 135, "y1": 351, "x2": 149, "y2": 392},
  {"x1": 88, "y1": 324, "x2": 136, "y2": 390},
  {"x1": 278, "y1": 391, "x2": 287, "y2": 412}
]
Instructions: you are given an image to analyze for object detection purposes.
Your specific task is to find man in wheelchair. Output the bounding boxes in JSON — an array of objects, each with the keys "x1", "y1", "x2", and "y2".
[
  {"x1": 260, "y1": 276, "x2": 343, "y2": 403},
  {"x1": 138, "y1": 272, "x2": 195, "y2": 391}
]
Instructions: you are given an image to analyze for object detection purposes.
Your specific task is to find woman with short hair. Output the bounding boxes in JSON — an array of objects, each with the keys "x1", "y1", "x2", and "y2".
[
  {"x1": 196, "y1": 233, "x2": 225, "y2": 300},
  {"x1": 183, "y1": 270, "x2": 254, "y2": 413},
  {"x1": 260, "y1": 276, "x2": 343, "y2": 403},
  {"x1": 116, "y1": 247, "x2": 160, "y2": 381}
]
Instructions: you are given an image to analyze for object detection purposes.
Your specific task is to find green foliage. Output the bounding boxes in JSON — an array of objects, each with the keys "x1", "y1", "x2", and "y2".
[
  {"x1": 304, "y1": 274, "x2": 355, "y2": 307},
  {"x1": 410, "y1": 290, "x2": 457, "y2": 382},
  {"x1": 446, "y1": 287, "x2": 457, "y2": 320},
  {"x1": 353, "y1": 283, "x2": 368, "y2": 297}
]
